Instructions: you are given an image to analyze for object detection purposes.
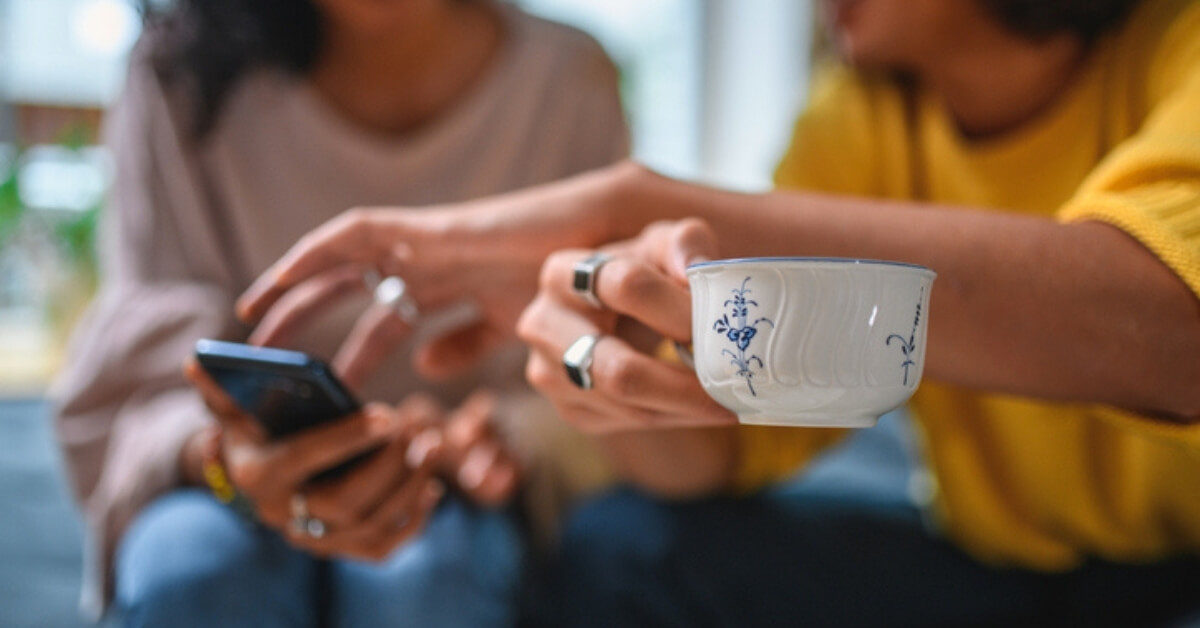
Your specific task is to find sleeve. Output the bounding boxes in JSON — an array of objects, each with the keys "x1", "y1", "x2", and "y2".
[
  {"x1": 1056, "y1": 5, "x2": 1200, "y2": 440},
  {"x1": 553, "y1": 31, "x2": 631, "y2": 174},
  {"x1": 47, "y1": 45, "x2": 245, "y2": 611}
]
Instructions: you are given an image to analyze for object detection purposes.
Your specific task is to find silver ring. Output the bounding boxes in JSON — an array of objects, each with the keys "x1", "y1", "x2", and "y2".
[
  {"x1": 374, "y1": 275, "x2": 420, "y2": 324},
  {"x1": 562, "y1": 333, "x2": 601, "y2": 390},
  {"x1": 572, "y1": 253, "x2": 612, "y2": 309},
  {"x1": 289, "y1": 493, "x2": 327, "y2": 539}
]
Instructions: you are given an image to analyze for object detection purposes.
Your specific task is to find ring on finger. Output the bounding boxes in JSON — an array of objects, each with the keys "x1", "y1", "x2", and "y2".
[
  {"x1": 373, "y1": 275, "x2": 420, "y2": 324},
  {"x1": 289, "y1": 493, "x2": 328, "y2": 539},
  {"x1": 572, "y1": 252, "x2": 612, "y2": 309},
  {"x1": 562, "y1": 333, "x2": 601, "y2": 390}
]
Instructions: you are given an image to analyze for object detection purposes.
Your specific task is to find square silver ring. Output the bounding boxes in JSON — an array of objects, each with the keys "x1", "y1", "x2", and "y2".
[
  {"x1": 572, "y1": 253, "x2": 613, "y2": 309},
  {"x1": 562, "y1": 333, "x2": 601, "y2": 390}
]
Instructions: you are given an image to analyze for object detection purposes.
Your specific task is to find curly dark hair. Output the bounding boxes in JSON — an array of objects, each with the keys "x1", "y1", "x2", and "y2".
[
  {"x1": 143, "y1": 0, "x2": 323, "y2": 138},
  {"x1": 977, "y1": 0, "x2": 1144, "y2": 42}
]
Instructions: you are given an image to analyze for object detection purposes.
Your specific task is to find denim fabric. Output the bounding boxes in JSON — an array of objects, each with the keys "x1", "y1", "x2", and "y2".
[
  {"x1": 115, "y1": 491, "x2": 522, "y2": 628},
  {"x1": 535, "y1": 413, "x2": 1200, "y2": 628}
]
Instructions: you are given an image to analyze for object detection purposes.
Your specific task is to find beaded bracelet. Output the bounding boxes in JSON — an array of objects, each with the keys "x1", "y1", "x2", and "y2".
[{"x1": 200, "y1": 427, "x2": 257, "y2": 523}]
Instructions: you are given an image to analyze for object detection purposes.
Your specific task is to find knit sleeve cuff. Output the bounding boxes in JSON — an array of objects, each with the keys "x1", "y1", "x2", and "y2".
[{"x1": 1058, "y1": 181, "x2": 1200, "y2": 298}]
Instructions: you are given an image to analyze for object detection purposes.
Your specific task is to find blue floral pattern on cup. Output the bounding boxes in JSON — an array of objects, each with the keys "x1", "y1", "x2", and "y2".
[
  {"x1": 886, "y1": 286, "x2": 924, "y2": 386},
  {"x1": 713, "y1": 277, "x2": 775, "y2": 396}
]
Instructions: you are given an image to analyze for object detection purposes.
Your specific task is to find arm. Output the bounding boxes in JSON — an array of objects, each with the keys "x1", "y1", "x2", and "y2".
[
  {"x1": 598, "y1": 23, "x2": 1200, "y2": 422},
  {"x1": 240, "y1": 152, "x2": 1199, "y2": 422},
  {"x1": 50, "y1": 46, "x2": 243, "y2": 604},
  {"x1": 604, "y1": 168, "x2": 1200, "y2": 421}
]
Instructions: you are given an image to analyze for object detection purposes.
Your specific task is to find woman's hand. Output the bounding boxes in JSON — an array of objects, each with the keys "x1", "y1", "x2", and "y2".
[
  {"x1": 517, "y1": 218, "x2": 736, "y2": 434},
  {"x1": 436, "y1": 390, "x2": 522, "y2": 507},
  {"x1": 184, "y1": 360, "x2": 446, "y2": 561},
  {"x1": 236, "y1": 165, "x2": 628, "y2": 385}
]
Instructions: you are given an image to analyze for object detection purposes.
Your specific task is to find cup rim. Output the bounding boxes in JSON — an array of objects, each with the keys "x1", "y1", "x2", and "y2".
[{"x1": 686, "y1": 257, "x2": 935, "y2": 275}]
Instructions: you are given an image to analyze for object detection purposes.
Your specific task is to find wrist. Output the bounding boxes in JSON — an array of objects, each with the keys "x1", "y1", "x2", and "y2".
[
  {"x1": 196, "y1": 426, "x2": 257, "y2": 522},
  {"x1": 179, "y1": 426, "x2": 214, "y2": 487}
]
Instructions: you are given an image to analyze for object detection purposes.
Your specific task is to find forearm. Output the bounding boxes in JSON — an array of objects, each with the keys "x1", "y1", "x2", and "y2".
[
  {"x1": 595, "y1": 427, "x2": 739, "y2": 499},
  {"x1": 602, "y1": 166, "x2": 1200, "y2": 419}
]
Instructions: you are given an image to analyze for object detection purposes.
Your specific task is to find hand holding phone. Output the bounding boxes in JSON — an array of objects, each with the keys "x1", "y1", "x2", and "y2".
[
  {"x1": 187, "y1": 340, "x2": 518, "y2": 560},
  {"x1": 186, "y1": 345, "x2": 448, "y2": 559}
]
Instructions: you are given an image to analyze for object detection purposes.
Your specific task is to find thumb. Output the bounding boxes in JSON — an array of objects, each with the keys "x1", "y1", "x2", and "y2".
[{"x1": 666, "y1": 218, "x2": 718, "y2": 283}]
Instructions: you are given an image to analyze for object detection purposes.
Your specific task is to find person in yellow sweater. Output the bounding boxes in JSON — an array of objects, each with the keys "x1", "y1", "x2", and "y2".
[{"x1": 236, "y1": 0, "x2": 1200, "y2": 624}]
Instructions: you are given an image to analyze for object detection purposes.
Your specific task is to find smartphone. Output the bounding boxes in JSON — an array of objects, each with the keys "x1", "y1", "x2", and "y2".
[{"x1": 194, "y1": 339, "x2": 372, "y2": 481}]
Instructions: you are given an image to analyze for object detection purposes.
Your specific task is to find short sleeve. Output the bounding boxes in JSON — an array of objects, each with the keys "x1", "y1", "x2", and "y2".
[{"x1": 1057, "y1": 4, "x2": 1200, "y2": 297}]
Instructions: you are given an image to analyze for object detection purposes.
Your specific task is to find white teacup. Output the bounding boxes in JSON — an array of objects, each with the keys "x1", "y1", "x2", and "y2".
[{"x1": 686, "y1": 258, "x2": 935, "y2": 428}]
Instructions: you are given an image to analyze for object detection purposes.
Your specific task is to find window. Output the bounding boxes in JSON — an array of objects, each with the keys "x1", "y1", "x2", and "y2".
[{"x1": 517, "y1": 0, "x2": 814, "y2": 189}]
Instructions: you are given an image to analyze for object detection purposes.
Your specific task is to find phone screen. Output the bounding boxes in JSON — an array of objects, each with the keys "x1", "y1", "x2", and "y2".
[{"x1": 195, "y1": 339, "x2": 371, "y2": 481}]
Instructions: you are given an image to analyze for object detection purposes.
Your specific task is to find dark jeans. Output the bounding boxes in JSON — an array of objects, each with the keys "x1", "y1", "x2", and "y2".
[{"x1": 527, "y1": 415, "x2": 1200, "y2": 628}]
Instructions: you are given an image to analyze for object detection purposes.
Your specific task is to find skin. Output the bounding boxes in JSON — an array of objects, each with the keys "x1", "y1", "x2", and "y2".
[
  {"x1": 237, "y1": 0, "x2": 1200, "y2": 497},
  {"x1": 821, "y1": 0, "x2": 1089, "y2": 137},
  {"x1": 177, "y1": 0, "x2": 520, "y2": 559},
  {"x1": 185, "y1": 360, "x2": 518, "y2": 559},
  {"x1": 308, "y1": 0, "x2": 503, "y2": 136}
]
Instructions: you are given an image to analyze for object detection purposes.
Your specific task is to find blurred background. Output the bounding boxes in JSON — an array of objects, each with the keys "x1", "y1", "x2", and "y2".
[{"x1": 0, "y1": 0, "x2": 815, "y2": 624}]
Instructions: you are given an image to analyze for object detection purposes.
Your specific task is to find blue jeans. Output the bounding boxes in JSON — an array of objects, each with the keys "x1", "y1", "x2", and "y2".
[
  {"x1": 533, "y1": 413, "x2": 1200, "y2": 628},
  {"x1": 115, "y1": 491, "x2": 522, "y2": 628}
]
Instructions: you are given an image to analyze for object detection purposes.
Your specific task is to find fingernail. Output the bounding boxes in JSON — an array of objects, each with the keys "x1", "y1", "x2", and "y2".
[
  {"x1": 406, "y1": 430, "x2": 442, "y2": 469},
  {"x1": 458, "y1": 444, "x2": 498, "y2": 490}
]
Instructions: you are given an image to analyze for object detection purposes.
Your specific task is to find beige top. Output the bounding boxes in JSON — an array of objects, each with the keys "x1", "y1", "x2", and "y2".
[{"x1": 51, "y1": 5, "x2": 626, "y2": 617}]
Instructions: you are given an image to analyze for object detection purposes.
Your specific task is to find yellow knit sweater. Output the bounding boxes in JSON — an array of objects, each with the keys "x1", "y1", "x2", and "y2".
[{"x1": 740, "y1": 0, "x2": 1200, "y2": 570}]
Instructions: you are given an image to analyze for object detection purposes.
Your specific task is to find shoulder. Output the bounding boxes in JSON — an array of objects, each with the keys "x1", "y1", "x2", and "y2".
[
  {"x1": 103, "y1": 29, "x2": 187, "y2": 144},
  {"x1": 503, "y1": 6, "x2": 619, "y2": 83},
  {"x1": 1107, "y1": 0, "x2": 1200, "y2": 101}
]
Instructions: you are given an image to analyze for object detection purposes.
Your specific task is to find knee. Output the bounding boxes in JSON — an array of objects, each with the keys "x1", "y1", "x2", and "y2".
[
  {"x1": 333, "y1": 499, "x2": 526, "y2": 628},
  {"x1": 399, "y1": 498, "x2": 524, "y2": 591},
  {"x1": 560, "y1": 489, "x2": 674, "y2": 579},
  {"x1": 115, "y1": 491, "x2": 309, "y2": 626},
  {"x1": 548, "y1": 487, "x2": 682, "y2": 620}
]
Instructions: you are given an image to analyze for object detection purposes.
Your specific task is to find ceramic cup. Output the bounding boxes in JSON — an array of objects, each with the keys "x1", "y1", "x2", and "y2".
[{"x1": 686, "y1": 257, "x2": 935, "y2": 428}]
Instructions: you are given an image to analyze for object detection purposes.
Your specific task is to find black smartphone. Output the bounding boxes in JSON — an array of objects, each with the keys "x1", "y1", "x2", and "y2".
[{"x1": 194, "y1": 339, "x2": 372, "y2": 481}]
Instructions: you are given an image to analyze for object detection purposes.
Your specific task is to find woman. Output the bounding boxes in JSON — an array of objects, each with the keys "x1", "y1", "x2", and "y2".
[
  {"x1": 240, "y1": 0, "x2": 1200, "y2": 624},
  {"x1": 52, "y1": 0, "x2": 626, "y2": 625}
]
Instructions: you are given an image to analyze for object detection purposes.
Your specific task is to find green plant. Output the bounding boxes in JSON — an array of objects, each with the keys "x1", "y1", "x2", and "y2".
[
  {"x1": 0, "y1": 128, "x2": 102, "y2": 279},
  {"x1": 0, "y1": 150, "x2": 22, "y2": 245}
]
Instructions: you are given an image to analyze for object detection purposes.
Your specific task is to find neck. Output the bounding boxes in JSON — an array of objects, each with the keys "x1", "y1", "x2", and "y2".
[
  {"x1": 310, "y1": 2, "x2": 502, "y2": 136},
  {"x1": 917, "y1": 26, "x2": 1086, "y2": 139}
]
